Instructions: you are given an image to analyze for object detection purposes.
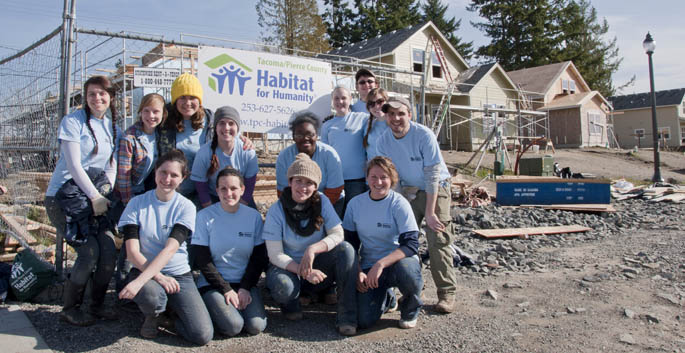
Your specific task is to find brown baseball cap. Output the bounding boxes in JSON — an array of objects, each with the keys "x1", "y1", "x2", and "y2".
[{"x1": 382, "y1": 96, "x2": 412, "y2": 113}]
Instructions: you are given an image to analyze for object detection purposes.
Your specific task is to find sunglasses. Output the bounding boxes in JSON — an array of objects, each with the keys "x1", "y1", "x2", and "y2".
[
  {"x1": 369, "y1": 99, "x2": 386, "y2": 107},
  {"x1": 357, "y1": 79, "x2": 376, "y2": 85}
]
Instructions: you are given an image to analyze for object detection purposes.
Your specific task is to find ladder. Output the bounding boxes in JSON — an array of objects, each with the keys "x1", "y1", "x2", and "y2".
[{"x1": 429, "y1": 35, "x2": 456, "y2": 136}]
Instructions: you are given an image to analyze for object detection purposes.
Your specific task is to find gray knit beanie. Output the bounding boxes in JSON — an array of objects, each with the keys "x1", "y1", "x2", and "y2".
[
  {"x1": 287, "y1": 153, "x2": 322, "y2": 187},
  {"x1": 214, "y1": 105, "x2": 240, "y2": 131}
]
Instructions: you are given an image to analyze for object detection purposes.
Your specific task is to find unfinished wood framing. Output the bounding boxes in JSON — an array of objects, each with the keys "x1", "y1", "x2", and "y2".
[{"x1": 474, "y1": 225, "x2": 592, "y2": 239}]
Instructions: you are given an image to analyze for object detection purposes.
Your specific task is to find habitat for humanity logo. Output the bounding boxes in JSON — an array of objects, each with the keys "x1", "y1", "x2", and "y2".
[{"x1": 204, "y1": 54, "x2": 252, "y2": 96}]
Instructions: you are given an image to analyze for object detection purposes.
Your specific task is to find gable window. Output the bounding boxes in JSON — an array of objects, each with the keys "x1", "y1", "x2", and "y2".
[
  {"x1": 412, "y1": 48, "x2": 424, "y2": 73},
  {"x1": 562, "y1": 79, "x2": 576, "y2": 93},
  {"x1": 658, "y1": 126, "x2": 671, "y2": 140},
  {"x1": 588, "y1": 112, "x2": 602, "y2": 135},
  {"x1": 431, "y1": 51, "x2": 442, "y2": 78}
]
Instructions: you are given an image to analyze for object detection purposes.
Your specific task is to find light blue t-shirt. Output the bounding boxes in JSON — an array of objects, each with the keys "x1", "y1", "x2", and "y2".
[
  {"x1": 133, "y1": 131, "x2": 157, "y2": 194},
  {"x1": 190, "y1": 138, "x2": 258, "y2": 197},
  {"x1": 176, "y1": 118, "x2": 210, "y2": 195},
  {"x1": 46, "y1": 109, "x2": 120, "y2": 196},
  {"x1": 118, "y1": 190, "x2": 196, "y2": 276},
  {"x1": 192, "y1": 203, "x2": 264, "y2": 285},
  {"x1": 363, "y1": 119, "x2": 390, "y2": 162},
  {"x1": 262, "y1": 192, "x2": 341, "y2": 263},
  {"x1": 350, "y1": 100, "x2": 368, "y2": 113},
  {"x1": 376, "y1": 122, "x2": 451, "y2": 190},
  {"x1": 343, "y1": 190, "x2": 419, "y2": 269},
  {"x1": 276, "y1": 142, "x2": 344, "y2": 193},
  {"x1": 320, "y1": 112, "x2": 369, "y2": 180}
]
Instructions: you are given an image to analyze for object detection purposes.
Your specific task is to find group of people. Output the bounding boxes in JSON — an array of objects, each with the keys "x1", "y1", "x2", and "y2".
[{"x1": 44, "y1": 68, "x2": 457, "y2": 345}]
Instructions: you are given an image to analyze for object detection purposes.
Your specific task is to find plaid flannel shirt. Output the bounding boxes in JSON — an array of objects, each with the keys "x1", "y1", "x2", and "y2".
[{"x1": 116, "y1": 122, "x2": 156, "y2": 204}]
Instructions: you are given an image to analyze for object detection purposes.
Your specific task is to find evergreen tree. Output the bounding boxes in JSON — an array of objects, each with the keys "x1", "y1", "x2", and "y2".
[
  {"x1": 356, "y1": 0, "x2": 423, "y2": 39},
  {"x1": 322, "y1": 0, "x2": 361, "y2": 47},
  {"x1": 557, "y1": 0, "x2": 631, "y2": 96},
  {"x1": 468, "y1": 0, "x2": 563, "y2": 70},
  {"x1": 421, "y1": 0, "x2": 474, "y2": 61},
  {"x1": 256, "y1": 0, "x2": 330, "y2": 54}
]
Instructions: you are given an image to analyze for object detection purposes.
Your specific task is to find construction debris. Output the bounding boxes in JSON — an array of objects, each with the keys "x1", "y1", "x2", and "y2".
[
  {"x1": 611, "y1": 179, "x2": 684, "y2": 203},
  {"x1": 473, "y1": 225, "x2": 592, "y2": 239}
]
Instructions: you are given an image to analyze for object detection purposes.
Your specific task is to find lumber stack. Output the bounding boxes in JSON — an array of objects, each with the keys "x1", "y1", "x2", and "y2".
[{"x1": 0, "y1": 203, "x2": 56, "y2": 263}]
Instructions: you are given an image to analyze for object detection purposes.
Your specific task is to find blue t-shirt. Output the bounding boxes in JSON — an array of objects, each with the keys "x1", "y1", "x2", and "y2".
[
  {"x1": 276, "y1": 142, "x2": 344, "y2": 193},
  {"x1": 363, "y1": 119, "x2": 390, "y2": 162},
  {"x1": 350, "y1": 100, "x2": 368, "y2": 113},
  {"x1": 376, "y1": 122, "x2": 451, "y2": 190},
  {"x1": 190, "y1": 138, "x2": 258, "y2": 197},
  {"x1": 46, "y1": 109, "x2": 120, "y2": 196},
  {"x1": 320, "y1": 112, "x2": 369, "y2": 180},
  {"x1": 262, "y1": 192, "x2": 341, "y2": 263},
  {"x1": 343, "y1": 190, "x2": 419, "y2": 269},
  {"x1": 192, "y1": 203, "x2": 264, "y2": 285},
  {"x1": 176, "y1": 118, "x2": 210, "y2": 195},
  {"x1": 118, "y1": 190, "x2": 196, "y2": 276}
]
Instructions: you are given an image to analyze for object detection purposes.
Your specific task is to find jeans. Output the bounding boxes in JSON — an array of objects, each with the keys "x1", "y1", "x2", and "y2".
[
  {"x1": 409, "y1": 184, "x2": 457, "y2": 296},
  {"x1": 266, "y1": 241, "x2": 357, "y2": 327},
  {"x1": 343, "y1": 179, "x2": 368, "y2": 214},
  {"x1": 126, "y1": 270, "x2": 213, "y2": 345},
  {"x1": 45, "y1": 196, "x2": 117, "y2": 306},
  {"x1": 115, "y1": 242, "x2": 132, "y2": 293},
  {"x1": 357, "y1": 256, "x2": 423, "y2": 328},
  {"x1": 202, "y1": 287, "x2": 266, "y2": 336}
]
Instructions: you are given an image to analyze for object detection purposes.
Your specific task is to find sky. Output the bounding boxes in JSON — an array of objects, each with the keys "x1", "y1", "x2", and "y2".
[{"x1": 1, "y1": 0, "x2": 683, "y2": 96}]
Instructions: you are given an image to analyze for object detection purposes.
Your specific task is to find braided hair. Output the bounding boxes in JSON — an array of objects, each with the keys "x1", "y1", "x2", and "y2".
[
  {"x1": 206, "y1": 131, "x2": 220, "y2": 177},
  {"x1": 83, "y1": 75, "x2": 118, "y2": 163},
  {"x1": 363, "y1": 88, "x2": 388, "y2": 148}
]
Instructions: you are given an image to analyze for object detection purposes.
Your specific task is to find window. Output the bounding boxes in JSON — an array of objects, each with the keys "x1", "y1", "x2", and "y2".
[
  {"x1": 634, "y1": 129, "x2": 645, "y2": 139},
  {"x1": 562, "y1": 79, "x2": 576, "y2": 93},
  {"x1": 588, "y1": 112, "x2": 602, "y2": 135},
  {"x1": 412, "y1": 48, "x2": 424, "y2": 73},
  {"x1": 569, "y1": 80, "x2": 576, "y2": 93},
  {"x1": 658, "y1": 127, "x2": 671, "y2": 140},
  {"x1": 681, "y1": 126, "x2": 685, "y2": 144},
  {"x1": 431, "y1": 51, "x2": 442, "y2": 78},
  {"x1": 482, "y1": 104, "x2": 496, "y2": 135}
]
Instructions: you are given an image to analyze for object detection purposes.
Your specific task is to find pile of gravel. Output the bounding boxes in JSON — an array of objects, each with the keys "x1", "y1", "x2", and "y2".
[{"x1": 423, "y1": 199, "x2": 685, "y2": 276}]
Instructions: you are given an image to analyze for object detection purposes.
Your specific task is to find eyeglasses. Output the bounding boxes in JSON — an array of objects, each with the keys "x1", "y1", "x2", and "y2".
[
  {"x1": 357, "y1": 79, "x2": 376, "y2": 85},
  {"x1": 293, "y1": 133, "x2": 316, "y2": 140},
  {"x1": 369, "y1": 99, "x2": 386, "y2": 107}
]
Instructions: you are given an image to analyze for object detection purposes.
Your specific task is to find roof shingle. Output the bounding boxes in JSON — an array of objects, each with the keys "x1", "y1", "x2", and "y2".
[{"x1": 609, "y1": 88, "x2": 685, "y2": 110}]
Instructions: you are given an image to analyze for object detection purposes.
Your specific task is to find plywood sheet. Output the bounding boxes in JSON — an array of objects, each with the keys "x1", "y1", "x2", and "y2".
[
  {"x1": 519, "y1": 204, "x2": 615, "y2": 212},
  {"x1": 474, "y1": 225, "x2": 592, "y2": 239}
]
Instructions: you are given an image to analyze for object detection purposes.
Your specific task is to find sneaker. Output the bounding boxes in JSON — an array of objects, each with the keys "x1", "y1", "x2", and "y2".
[
  {"x1": 399, "y1": 318, "x2": 418, "y2": 329},
  {"x1": 89, "y1": 305, "x2": 119, "y2": 320},
  {"x1": 284, "y1": 311, "x2": 303, "y2": 321},
  {"x1": 434, "y1": 296, "x2": 456, "y2": 314},
  {"x1": 338, "y1": 324, "x2": 356, "y2": 336},
  {"x1": 60, "y1": 307, "x2": 95, "y2": 327},
  {"x1": 140, "y1": 315, "x2": 160, "y2": 339}
]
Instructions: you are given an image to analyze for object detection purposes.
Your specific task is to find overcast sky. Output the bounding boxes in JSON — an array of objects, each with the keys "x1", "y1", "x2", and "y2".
[{"x1": 1, "y1": 0, "x2": 682, "y2": 96}]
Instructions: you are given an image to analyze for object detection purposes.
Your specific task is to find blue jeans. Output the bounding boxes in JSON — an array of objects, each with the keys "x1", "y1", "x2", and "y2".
[
  {"x1": 127, "y1": 270, "x2": 213, "y2": 345},
  {"x1": 357, "y1": 256, "x2": 423, "y2": 328},
  {"x1": 343, "y1": 179, "x2": 368, "y2": 214},
  {"x1": 45, "y1": 196, "x2": 116, "y2": 306},
  {"x1": 266, "y1": 241, "x2": 357, "y2": 327},
  {"x1": 201, "y1": 287, "x2": 267, "y2": 336}
]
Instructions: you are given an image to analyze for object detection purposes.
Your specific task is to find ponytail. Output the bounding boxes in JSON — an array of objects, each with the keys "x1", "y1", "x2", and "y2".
[{"x1": 206, "y1": 132, "x2": 220, "y2": 177}]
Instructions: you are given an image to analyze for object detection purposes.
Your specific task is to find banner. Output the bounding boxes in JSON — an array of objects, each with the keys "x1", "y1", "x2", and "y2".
[{"x1": 198, "y1": 46, "x2": 333, "y2": 134}]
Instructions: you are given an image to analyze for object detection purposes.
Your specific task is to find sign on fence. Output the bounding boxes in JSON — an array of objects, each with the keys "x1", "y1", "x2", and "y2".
[
  {"x1": 198, "y1": 46, "x2": 333, "y2": 134},
  {"x1": 133, "y1": 68, "x2": 181, "y2": 88}
]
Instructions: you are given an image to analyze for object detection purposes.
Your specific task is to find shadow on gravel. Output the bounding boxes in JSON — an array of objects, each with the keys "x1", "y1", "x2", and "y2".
[{"x1": 672, "y1": 168, "x2": 685, "y2": 175}]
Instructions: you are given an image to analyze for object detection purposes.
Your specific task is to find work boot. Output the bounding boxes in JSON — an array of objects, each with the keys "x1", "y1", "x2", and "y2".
[
  {"x1": 434, "y1": 293, "x2": 456, "y2": 314},
  {"x1": 60, "y1": 280, "x2": 95, "y2": 326},
  {"x1": 89, "y1": 304, "x2": 119, "y2": 320},
  {"x1": 140, "y1": 314, "x2": 160, "y2": 339}
]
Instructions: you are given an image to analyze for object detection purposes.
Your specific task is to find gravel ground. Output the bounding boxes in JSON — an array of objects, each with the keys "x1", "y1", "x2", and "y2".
[{"x1": 7, "y1": 198, "x2": 684, "y2": 352}]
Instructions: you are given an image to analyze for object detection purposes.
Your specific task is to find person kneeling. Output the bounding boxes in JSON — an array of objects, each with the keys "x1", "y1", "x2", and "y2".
[
  {"x1": 191, "y1": 167, "x2": 268, "y2": 336},
  {"x1": 263, "y1": 153, "x2": 358, "y2": 336},
  {"x1": 343, "y1": 156, "x2": 423, "y2": 329},
  {"x1": 118, "y1": 150, "x2": 213, "y2": 345}
]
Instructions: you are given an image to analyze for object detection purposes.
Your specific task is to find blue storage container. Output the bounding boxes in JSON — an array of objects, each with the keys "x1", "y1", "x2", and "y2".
[{"x1": 496, "y1": 176, "x2": 610, "y2": 205}]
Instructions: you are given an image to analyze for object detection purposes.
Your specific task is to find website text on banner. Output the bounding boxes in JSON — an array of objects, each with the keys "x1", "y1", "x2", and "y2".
[{"x1": 198, "y1": 46, "x2": 333, "y2": 134}]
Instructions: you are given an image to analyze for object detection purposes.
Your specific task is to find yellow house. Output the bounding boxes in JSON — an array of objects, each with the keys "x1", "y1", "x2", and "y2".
[
  {"x1": 327, "y1": 21, "x2": 521, "y2": 151},
  {"x1": 508, "y1": 61, "x2": 612, "y2": 148},
  {"x1": 609, "y1": 88, "x2": 685, "y2": 149}
]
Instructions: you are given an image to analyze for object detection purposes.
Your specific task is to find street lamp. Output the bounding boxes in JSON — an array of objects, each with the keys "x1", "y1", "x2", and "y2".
[{"x1": 643, "y1": 32, "x2": 663, "y2": 183}]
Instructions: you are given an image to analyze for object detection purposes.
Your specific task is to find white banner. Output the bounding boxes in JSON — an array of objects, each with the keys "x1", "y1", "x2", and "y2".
[
  {"x1": 198, "y1": 46, "x2": 333, "y2": 134},
  {"x1": 133, "y1": 68, "x2": 180, "y2": 88}
]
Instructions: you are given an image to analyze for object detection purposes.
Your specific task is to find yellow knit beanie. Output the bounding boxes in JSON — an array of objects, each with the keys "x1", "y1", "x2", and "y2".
[{"x1": 171, "y1": 73, "x2": 203, "y2": 105}]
